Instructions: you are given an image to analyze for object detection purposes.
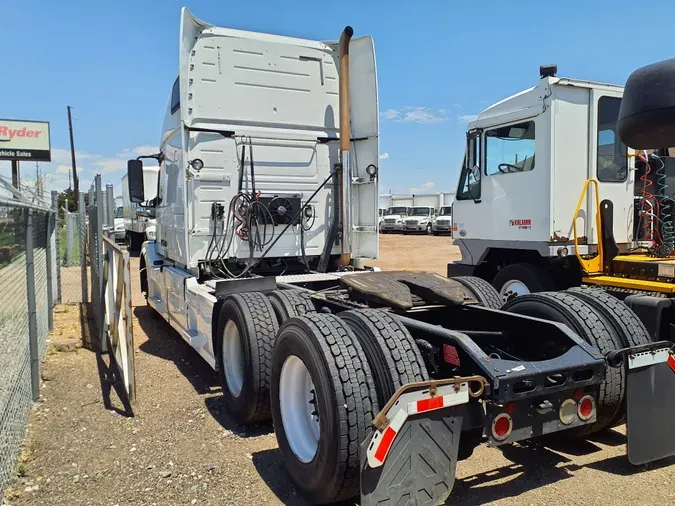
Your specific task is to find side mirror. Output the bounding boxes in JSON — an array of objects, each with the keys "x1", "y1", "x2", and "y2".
[{"x1": 127, "y1": 159, "x2": 145, "y2": 203}]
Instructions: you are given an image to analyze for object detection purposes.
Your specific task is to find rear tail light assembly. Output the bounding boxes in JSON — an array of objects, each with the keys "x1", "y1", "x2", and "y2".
[
  {"x1": 491, "y1": 413, "x2": 513, "y2": 441},
  {"x1": 577, "y1": 395, "x2": 596, "y2": 421}
]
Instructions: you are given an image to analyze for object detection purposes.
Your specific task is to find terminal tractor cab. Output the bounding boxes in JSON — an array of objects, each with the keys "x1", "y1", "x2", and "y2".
[{"x1": 449, "y1": 61, "x2": 675, "y2": 342}]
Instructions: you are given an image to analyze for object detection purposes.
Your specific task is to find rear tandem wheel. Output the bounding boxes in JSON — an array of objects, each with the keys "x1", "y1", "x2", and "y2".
[
  {"x1": 270, "y1": 313, "x2": 378, "y2": 504},
  {"x1": 503, "y1": 292, "x2": 624, "y2": 435},
  {"x1": 216, "y1": 292, "x2": 279, "y2": 424}
]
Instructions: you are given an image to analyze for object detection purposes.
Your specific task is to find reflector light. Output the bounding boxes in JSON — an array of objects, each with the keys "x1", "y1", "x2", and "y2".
[
  {"x1": 573, "y1": 388, "x2": 583, "y2": 400},
  {"x1": 416, "y1": 396, "x2": 444, "y2": 413},
  {"x1": 507, "y1": 403, "x2": 516, "y2": 414},
  {"x1": 578, "y1": 395, "x2": 595, "y2": 421},
  {"x1": 374, "y1": 426, "x2": 397, "y2": 463},
  {"x1": 668, "y1": 353, "x2": 675, "y2": 373},
  {"x1": 443, "y1": 344, "x2": 461, "y2": 367},
  {"x1": 492, "y1": 413, "x2": 512, "y2": 441}
]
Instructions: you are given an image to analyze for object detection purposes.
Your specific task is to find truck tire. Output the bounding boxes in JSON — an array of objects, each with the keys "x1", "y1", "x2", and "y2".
[
  {"x1": 565, "y1": 286, "x2": 652, "y2": 426},
  {"x1": 492, "y1": 263, "x2": 556, "y2": 302},
  {"x1": 267, "y1": 289, "x2": 315, "y2": 325},
  {"x1": 502, "y1": 292, "x2": 624, "y2": 435},
  {"x1": 216, "y1": 292, "x2": 279, "y2": 424},
  {"x1": 271, "y1": 313, "x2": 377, "y2": 504},
  {"x1": 452, "y1": 276, "x2": 503, "y2": 309},
  {"x1": 339, "y1": 309, "x2": 429, "y2": 406},
  {"x1": 565, "y1": 287, "x2": 651, "y2": 348}
]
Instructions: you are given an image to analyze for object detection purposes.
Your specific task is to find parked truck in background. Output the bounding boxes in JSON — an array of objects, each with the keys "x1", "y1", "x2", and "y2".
[
  {"x1": 402, "y1": 205, "x2": 436, "y2": 234},
  {"x1": 432, "y1": 204, "x2": 452, "y2": 235},
  {"x1": 121, "y1": 166, "x2": 159, "y2": 250},
  {"x1": 125, "y1": 10, "x2": 675, "y2": 505},
  {"x1": 380, "y1": 205, "x2": 409, "y2": 233}
]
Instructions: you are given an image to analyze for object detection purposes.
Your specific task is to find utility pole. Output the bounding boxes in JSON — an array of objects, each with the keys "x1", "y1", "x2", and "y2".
[
  {"x1": 11, "y1": 160, "x2": 20, "y2": 191},
  {"x1": 35, "y1": 162, "x2": 43, "y2": 198},
  {"x1": 67, "y1": 106, "x2": 79, "y2": 206}
]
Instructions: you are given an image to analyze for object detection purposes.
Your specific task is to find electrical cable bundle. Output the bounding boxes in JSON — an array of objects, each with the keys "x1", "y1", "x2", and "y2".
[
  {"x1": 635, "y1": 153, "x2": 675, "y2": 258},
  {"x1": 637, "y1": 153, "x2": 659, "y2": 247},
  {"x1": 652, "y1": 154, "x2": 675, "y2": 257},
  {"x1": 203, "y1": 138, "x2": 334, "y2": 278}
]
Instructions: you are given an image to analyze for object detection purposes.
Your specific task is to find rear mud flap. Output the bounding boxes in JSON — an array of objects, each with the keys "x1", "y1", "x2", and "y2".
[
  {"x1": 360, "y1": 410, "x2": 463, "y2": 506},
  {"x1": 626, "y1": 348, "x2": 675, "y2": 465}
]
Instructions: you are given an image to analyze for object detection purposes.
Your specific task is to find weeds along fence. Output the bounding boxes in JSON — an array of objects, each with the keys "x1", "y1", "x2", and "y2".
[{"x1": 0, "y1": 193, "x2": 57, "y2": 491}]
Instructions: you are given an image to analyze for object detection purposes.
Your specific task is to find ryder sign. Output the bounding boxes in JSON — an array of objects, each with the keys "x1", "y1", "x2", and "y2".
[{"x1": 0, "y1": 119, "x2": 51, "y2": 162}]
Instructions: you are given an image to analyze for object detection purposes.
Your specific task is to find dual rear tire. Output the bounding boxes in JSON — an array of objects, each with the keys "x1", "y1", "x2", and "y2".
[
  {"x1": 217, "y1": 291, "x2": 428, "y2": 503},
  {"x1": 271, "y1": 310, "x2": 428, "y2": 503}
]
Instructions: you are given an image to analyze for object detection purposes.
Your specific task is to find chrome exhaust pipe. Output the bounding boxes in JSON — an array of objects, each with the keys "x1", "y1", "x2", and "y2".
[{"x1": 338, "y1": 25, "x2": 353, "y2": 266}]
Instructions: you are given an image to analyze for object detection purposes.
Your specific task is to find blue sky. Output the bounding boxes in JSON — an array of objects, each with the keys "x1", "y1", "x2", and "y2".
[{"x1": 1, "y1": 0, "x2": 674, "y2": 198}]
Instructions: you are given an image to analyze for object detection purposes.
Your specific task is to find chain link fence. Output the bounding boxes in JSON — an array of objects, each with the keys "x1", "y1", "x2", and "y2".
[
  {"x1": 0, "y1": 192, "x2": 56, "y2": 491},
  {"x1": 0, "y1": 174, "x2": 124, "y2": 491},
  {"x1": 56, "y1": 191, "x2": 88, "y2": 304}
]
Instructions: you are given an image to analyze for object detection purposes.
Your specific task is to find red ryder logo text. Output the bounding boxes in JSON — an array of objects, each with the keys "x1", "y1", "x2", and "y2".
[{"x1": 0, "y1": 126, "x2": 43, "y2": 140}]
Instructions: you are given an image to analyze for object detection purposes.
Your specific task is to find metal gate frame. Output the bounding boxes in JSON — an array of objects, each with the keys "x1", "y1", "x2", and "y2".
[{"x1": 101, "y1": 234, "x2": 136, "y2": 403}]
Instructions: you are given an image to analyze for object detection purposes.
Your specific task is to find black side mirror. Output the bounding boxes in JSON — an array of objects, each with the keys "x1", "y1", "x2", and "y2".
[{"x1": 127, "y1": 159, "x2": 145, "y2": 203}]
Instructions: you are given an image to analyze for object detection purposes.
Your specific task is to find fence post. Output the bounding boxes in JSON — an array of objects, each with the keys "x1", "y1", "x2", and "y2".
[
  {"x1": 25, "y1": 208, "x2": 40, "y2": 401},
  {"x1": 51, "y1": 190, "x2": 62, "y2": 304},
  {"x1": 96, "y1": 176, "x2": 107, "y2": 353},
  {"x1": 79, "y1": 191, "x2": 87, "y2": 304},
  {"x1": 46, "y1": 209, "x2": 54, "y2": 332},
  {"x1": 106, "y1": 184, "x2": 114, "y2": 232}
]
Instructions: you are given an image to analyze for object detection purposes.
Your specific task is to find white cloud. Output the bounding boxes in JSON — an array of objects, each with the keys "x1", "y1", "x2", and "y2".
[
  {"x1": 458, "y1": 114, "x2": 479, "y2": 123},
  {"x1": 379, "y1": 152, "x2": 390, "y2": 160},
  {"x1": 50, "y1": 148, "x2": 102, "y2": 165},
  {"x1": 116, "y1": 146, "x2": 159, "y2": 158},
  {"x1": 56, "y1": 164, "x2": 72, "y2": 174},
  {"x1": 94, "y1": 157, "x2": 128, "y2": 174},
  {"x1": 453, "y1": 103, "x2": 462, "y2": 108},
  {"x1": 382, "y1": 109, "x2": 401, "y2": 120},
  {"x1": 410, "y1": 181, "x2": 436, "y2": 193},
  {"x1": 381, "y1": 106, "x2": 448, "y2": 124}
]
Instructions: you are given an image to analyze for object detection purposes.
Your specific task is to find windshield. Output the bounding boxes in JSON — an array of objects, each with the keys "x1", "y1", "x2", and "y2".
[
  {"x1": 439, "y1": 206, "x2": 452, "y2": 215},
  {"x1": 410, "y1": 207, "x2": 431, "y2": 216},
  {"x1": 114, "y1": 206, "x2": 123, "y2": 218},
  {"x1": 388, "y1": 207, "x2": 408, "y2": 215}
]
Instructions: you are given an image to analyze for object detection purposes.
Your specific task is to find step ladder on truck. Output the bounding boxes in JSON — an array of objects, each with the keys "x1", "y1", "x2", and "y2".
[{"x1": 128, "y1": 9, "x2": 675, "y2": 505}]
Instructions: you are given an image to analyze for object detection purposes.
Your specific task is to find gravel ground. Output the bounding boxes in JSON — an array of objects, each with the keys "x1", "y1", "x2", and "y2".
[{"x1": 2, "y1": 234, "x2": 675, "y2": 505}]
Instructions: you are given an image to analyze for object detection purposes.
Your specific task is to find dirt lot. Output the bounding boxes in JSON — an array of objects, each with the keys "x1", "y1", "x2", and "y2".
[{"x1": 3, "y1": 234, "x2": 675, "y2": 505}]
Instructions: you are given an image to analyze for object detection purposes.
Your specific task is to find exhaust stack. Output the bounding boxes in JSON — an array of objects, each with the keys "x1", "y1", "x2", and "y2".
[{"x1": 338, "y1": 26, "x2": 353, "y2": 266}]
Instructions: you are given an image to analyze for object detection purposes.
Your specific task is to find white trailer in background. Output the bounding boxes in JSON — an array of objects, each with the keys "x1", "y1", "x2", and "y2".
[
  {"x1": 112, "y1": 195, "x2": 125, "y2": 241},
  {"x1": 121, "y1": 166, "x2": 159, "y2": 250}
]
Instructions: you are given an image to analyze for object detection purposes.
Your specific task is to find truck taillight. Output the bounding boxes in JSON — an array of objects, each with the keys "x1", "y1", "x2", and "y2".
[
  {"x1": 559, "y1": 399, "x2": 577, "y2": 425},
  {"x1": 491, "y1": 413, "x2": 512, "y2": 441},
  {"x1": 577, "y1": 395, "x2": 595, "y2": 421}
]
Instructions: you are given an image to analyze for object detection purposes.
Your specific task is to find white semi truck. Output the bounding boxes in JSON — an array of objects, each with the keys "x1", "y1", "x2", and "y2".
[
  {"x1": 379, "y1": 206, "x2": 409, "y2": 233},
  {"x1": 121, "y1": 166, "x2": 159, "y2": 250},
  {"x1": 402, "y1": 205, "x2": 436, "y2": 234},
  {"x1": 432, "y1": 204, "x2": 452, "y2": 235},
  {"x1": 126, "y1": 9, "x2": 675, "y2": 505}
]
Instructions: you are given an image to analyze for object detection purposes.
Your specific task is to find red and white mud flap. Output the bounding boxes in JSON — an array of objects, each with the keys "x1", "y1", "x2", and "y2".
[
  {"x1": 624, "y1": 345, "x2": 675, "y2": 465},
  {"x1": 360, "y1": 379, "x2": 484, "y2": 506}
]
